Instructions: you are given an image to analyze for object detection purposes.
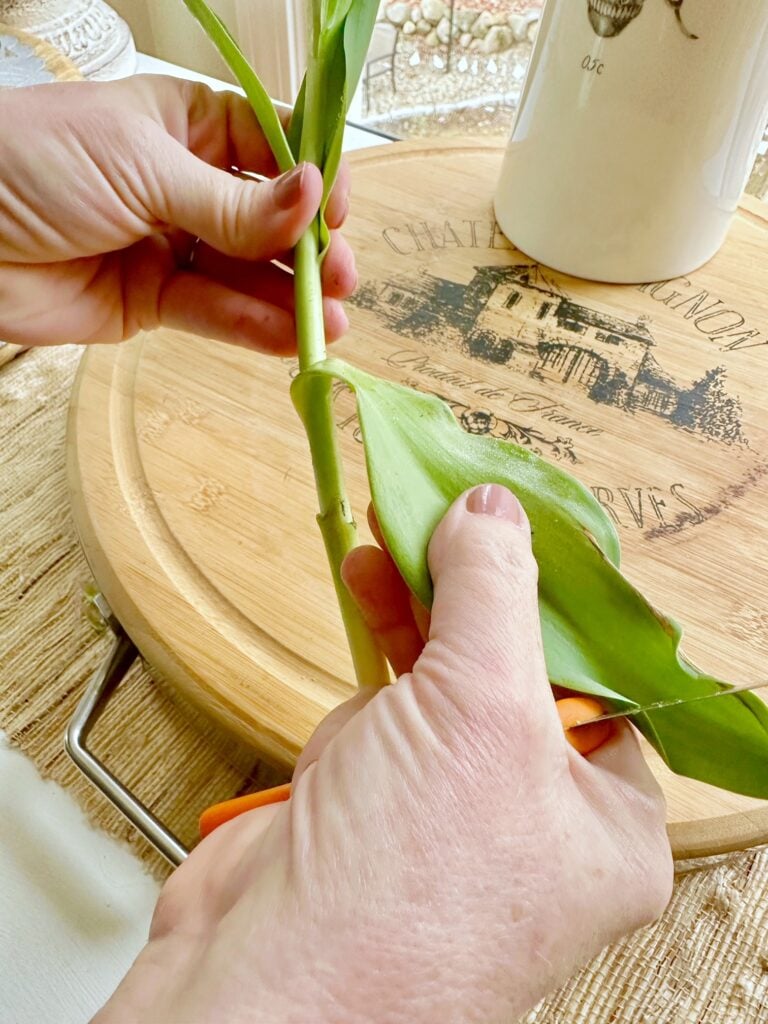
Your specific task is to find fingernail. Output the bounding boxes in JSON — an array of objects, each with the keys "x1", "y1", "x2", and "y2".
[
  {"x1": 466, "y1": 484, "x2": 525, "y2": 525},
  {"x1": 274, "y1": 163, "x2": 307, "y2": 209}
]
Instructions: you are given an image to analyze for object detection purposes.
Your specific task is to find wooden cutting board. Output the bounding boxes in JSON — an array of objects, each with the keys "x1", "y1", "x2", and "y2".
[{"x1": 68, "y1": 138, "x2": 768, "y2": 859}]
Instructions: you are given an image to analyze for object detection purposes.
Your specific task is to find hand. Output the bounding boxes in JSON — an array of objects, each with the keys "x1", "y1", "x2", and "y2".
[
  {"x1": 0, "y1": 76, "x2": 355, "y2": 350},
  {"x1": 97, "y1": 485, "x2": 672, "y2": 1024}
]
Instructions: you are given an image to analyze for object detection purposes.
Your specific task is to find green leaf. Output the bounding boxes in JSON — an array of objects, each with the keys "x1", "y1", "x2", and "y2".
[
  {"x1": 292, "y1": 26, "x2": 347, "y2": 256},
  {"x1": 341, "y1": 0, "x2": 381, "y2": 105},
  {"x1": 287, "y1": 75, "x2": 307, "y2": 161},
  {"x1": 320, "y1": 0, "x2": 381, "y2": 205},
  {"x1": 181, "y1": 0, "x2": 294, "y2": 173},
  {"x1": 312, "y1": 0, "x2": 380, "y2": 234},
  {"x1": 299, "y1": 26, "x2": 347, "y2": 169},
  {"x1": 297, "y1": 0, "x2": 381, "y2": 254},
  {"x1": 292, "y1": 360, "x2": 768, "y2": 799},
  {"x1": 324, "y1": 0, "x2": 355, "y2": 35},
  {"x1": 294, "y1": 360, "x2": 621, "y2": 604}
]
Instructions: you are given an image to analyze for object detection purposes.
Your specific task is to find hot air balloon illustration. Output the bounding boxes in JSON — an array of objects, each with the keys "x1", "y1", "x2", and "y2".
[
  {"x1": 587, "y1": 0, "x2": 644, "y2": 37},
  {"x1": 586, "y1": 0, "x2": 697, "y2": 39}
]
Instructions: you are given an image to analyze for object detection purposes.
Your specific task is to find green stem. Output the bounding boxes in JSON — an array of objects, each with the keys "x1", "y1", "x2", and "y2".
[
  {"x1": 294, "y1": 224, "x2": 389, "y2": 689},
  {"x1": 295, "y1": 229, "x2": 326, "y2": 373}
]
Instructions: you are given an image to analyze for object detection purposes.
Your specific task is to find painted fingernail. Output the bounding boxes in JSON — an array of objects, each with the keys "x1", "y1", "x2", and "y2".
[
  {"x1": 274, "y1": 163, "x2": 307, "y2": 209},
  {"x1": 466, "y1": 484, "x2": 526, "y2": 525}
]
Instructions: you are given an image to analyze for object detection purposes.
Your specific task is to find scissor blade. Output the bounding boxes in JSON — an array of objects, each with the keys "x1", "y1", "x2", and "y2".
[{"x1": 571, "y1": 679, "x2": 768, "y2": 727}]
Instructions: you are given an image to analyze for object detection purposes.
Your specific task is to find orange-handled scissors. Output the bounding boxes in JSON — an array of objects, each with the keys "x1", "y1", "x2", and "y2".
[{"x1": 199, "y1": 697, "x2": 611, "y2": 839}]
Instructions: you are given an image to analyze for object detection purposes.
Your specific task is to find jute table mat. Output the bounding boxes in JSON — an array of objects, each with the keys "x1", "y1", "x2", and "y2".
[
  {"x1": 0, "y1": 344, "x2": 287, "y2": 884},
  {"x1": 2, "y1": 345, "x2": 767, "y2": 1023}
]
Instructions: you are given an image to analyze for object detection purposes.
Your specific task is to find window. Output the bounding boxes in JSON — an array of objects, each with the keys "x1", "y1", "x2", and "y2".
[
  {"x1": 561, "y1": 319, "x2": 587, "y2": 335},
  {"x1": 343, "y1": 1, "x2": 544, "y2": 140},
  {"x1": 595, "y1": 330, "x2": 624, "y2": 346}
]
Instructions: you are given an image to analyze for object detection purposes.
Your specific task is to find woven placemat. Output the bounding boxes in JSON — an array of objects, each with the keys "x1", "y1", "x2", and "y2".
[
  {"x1": 2, "y1": 344, "x2": 767, "y2": 1022},
  {"x1": 0, "y1": 345, "x2": 287, "y2": 881}
]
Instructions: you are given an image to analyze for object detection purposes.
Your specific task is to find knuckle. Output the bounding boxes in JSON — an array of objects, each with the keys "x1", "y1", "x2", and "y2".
[
  {"x1": 220, "y1": 183, "x2": 252, "y2": 256},
  {"x1": 148, "y1": 879, "x2": 183, "y2": 940},
  {"x1": 480, "y1": 525, "x2": 537, "y2": 584},
  {"x1": 413, "y1": 635, "x2": 557, "y2": 765},
  {"x1": 183, "y1": 79, "x2": 216, "y2": 123},
  {"x1": 443, "y1": 521, "x2": 538, "y2": 591}
]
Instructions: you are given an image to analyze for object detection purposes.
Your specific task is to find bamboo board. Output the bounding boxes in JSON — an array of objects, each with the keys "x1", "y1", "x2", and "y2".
[{"x1": 68, "y1": 139, "x2": 768, "y2": 859}]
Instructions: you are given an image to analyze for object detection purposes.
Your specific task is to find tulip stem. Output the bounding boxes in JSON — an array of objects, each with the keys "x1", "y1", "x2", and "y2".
[{"x1": 294, "y1": 222, "x2": 389, "y2": 690}]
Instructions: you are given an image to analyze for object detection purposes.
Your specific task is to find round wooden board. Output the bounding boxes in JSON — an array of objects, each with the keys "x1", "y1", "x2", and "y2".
[{"x1": 68, "y1": 138, "x2": 768, "y2": 860}]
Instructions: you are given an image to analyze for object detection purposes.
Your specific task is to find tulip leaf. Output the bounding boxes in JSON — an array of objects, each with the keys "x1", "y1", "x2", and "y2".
[
  {"x1": 292, "y1": 360, "x2": 768, "y2": 798},
  {"x1": 183, "y1": 0, "x2": 379, "y2": 252},
  {"x1": 180, "y1": 0, "x2": 294, "y2": 173},
  {"x1": 342, "y1": 0, "x2": 382, "y2": 96},
  {"x1": 287, "y1": 76, "x2": 307, "y2": 160},
  {"x1": 332, "y1": 0, "x2": 380, "y2": 186},
  {"x1": 301, "y1": 0, "x2": 380, "y2": 247}
]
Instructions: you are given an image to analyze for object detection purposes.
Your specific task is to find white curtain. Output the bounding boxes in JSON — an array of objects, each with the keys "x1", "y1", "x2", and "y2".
[
  {"x1": 235, "y1": 0, "x2": 306, "y2": 103},
  {"x1": 111, "y1": 0, "x2": 305, "y2": 103}
]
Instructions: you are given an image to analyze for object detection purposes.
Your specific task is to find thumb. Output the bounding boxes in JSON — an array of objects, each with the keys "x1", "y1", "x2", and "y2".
[
  {"x1": 412, "y1": 484, "x2": 563, "y2": 746},
  {"x1": 148, "y1": 133, "x2": 324, "y2": 260}
]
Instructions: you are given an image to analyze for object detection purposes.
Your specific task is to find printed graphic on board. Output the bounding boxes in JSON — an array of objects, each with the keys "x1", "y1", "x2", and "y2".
[
  {"x1": 352, "y1": 263, "x2": 744, "y2": 449},
  {"x1": 348, "y1": 243, "x2": 766, "y2": 542},
  {"x1": 587, "y1": 0, "x2": 697, "y2": 39}
]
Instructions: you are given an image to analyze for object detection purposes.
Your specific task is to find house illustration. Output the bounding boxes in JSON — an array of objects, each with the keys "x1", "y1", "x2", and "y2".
[{"x1": 352, "y1": 263, "x2": 744, "y2": 445}]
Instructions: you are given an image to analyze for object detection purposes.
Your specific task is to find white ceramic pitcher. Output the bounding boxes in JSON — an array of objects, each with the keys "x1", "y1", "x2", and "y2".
[{"x1": 494, "y1": 0, "x2": 768, "y2": 283}]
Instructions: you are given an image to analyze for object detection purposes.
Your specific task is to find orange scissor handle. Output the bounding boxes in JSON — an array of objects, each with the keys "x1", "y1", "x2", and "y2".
[
  {"x1": 199, "y1": 782, "x2": 292, "y2": 839},
  {"x1": 199, "y1": 698, "x2": 614, "y2": 838},
  {"x1": 556, "y1": 696, "x2": 614, "y2": 754}
]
